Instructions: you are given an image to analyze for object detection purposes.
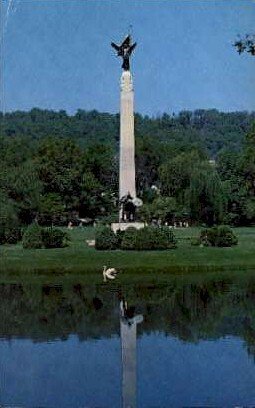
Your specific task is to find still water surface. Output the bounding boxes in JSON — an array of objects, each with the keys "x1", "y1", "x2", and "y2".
[{"x1": 0, "y1": 279, "x2": 255, "y2": 407}]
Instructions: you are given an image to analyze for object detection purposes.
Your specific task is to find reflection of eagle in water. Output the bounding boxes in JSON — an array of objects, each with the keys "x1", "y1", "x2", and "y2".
[
  {"x1": 120, "y1": 299, "x2": 143, "y2": 326},
  {"x1": 111, "y1": 35, "x2": 137, "y2": 71}
]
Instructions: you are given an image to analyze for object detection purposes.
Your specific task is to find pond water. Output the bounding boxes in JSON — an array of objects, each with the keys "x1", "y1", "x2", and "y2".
[{"x1": 0, "y1": 278, "x2": 255, "y2": 407}]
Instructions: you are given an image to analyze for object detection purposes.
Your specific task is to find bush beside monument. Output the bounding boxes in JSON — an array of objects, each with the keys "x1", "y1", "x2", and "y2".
[
  {"x1": 95, "y1": 225, "x2": 177, "y2": 250},
  {"x1": 22, "y1": 223, "x2": 70, "y2": 249},
  {"x1": 191, "y1": 225, "x2": 238, "y2": 247}
]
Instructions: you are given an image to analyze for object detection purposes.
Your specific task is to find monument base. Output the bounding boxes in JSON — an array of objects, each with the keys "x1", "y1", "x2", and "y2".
[{"x1": 111, "y1": 222, "x2": 145, "y2": 234}]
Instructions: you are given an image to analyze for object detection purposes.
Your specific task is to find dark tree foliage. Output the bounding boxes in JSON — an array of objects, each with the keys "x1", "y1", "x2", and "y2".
[
  {"x1": 0, "y1": 192, "x2": 22, "y2": 244},
  {"x1": 1, "y1": 108, "x2": 254, "y2": 157},
  {"x1": 0, "y1": 108, "x2": 255, "y2": 228}
]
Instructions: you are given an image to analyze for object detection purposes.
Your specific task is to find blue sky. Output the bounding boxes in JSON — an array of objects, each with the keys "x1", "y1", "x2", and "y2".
[{"x1": 1, "y1": 0, "x2": 255, "y2": 115}]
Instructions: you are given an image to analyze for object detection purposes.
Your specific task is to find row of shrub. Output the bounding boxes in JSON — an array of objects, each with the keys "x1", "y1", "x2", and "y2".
[
  {"x1": 0, "y1": 222, "x2": 69, "y2": 249},
  {"x1": 0, "y1": 222, "x2": 238, "y2": 250},
  {"x1": 95, "y1": 226, "x2": 177, "y2": 250},
  {"x1": 96, "y1": 225, "x2": 238, "y2": 250},
  {"x1": 22, "y1": 223, "x2": 69, "y2": 249}
]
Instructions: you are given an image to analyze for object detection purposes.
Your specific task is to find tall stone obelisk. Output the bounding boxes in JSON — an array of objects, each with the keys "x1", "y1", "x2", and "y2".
[
  {"x1": 119, "y1": 70, "x2": 136, "y2": 200},
  {"x1": 111, "y1": 35, "x2": 140, "y2": 224}
]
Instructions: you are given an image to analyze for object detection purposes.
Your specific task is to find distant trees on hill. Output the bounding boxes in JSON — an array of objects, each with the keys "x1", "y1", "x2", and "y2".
[
  {"x1": 0, "y1": 108, "x2": 254, "y2": 229},
  {"x1": 1, "y1": 108, "x2": 254, "y2": 157}
]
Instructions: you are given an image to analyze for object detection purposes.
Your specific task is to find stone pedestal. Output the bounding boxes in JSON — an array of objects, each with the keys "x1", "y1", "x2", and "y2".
[
  {"x1": 111, "y1": 222, "x2": 145, "y2": 234},
  {"x1": 119, "y1": 70, "x2": 136, "y2": 201}
]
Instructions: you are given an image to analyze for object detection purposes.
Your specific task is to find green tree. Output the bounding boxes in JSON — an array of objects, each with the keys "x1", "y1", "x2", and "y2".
[
  {"x1": 217, "y1": 150, "x2": 247, "y2": 225},
  {"x1": 139, "y1": 196, "x2": 177, "y2": 224},
  {"x1": 0, "y1": 191, "x2": 21, "y2": 244},
  {"x1": 188, "y1": 163, "x2": 226, "y2": 225},
  {"x1": 36, "y1": 137, "x2": 83, "y2": 216},
  {"x1": 37, "y1": 193, "x2": 65, "y2": 225},
  {"x1": 239, "y1": 124, "x2": 255, "y2": 224},
  {"x1": 80, "y1": 144, "x2": 118, "y2": 218},
  {"x1": 136, "y1": 135, "x2": 164, "y2": 193},
  {"x1": 159, "y1": 150, "x2": 207, "y2": 202},
  {"x1": 83, "y1": 143, "x2": 117, "y2": 191},
  {"x1": 241, "y1": 125, "x2": 255, "y2": 196},
  {"x1": 0, "y1": 160, "x2": 42, "y2": 224}
]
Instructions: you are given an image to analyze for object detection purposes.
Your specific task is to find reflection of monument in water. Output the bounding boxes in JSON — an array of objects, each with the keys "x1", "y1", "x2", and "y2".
[
  {"x1": 111, "y1": 35, "x2": 143, "y2": 229},
  {"x1": 120, "y1": 300, "x2": 143, "y2": 408}
]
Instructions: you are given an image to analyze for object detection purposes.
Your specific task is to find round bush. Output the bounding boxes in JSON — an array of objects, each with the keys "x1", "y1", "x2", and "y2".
[
  {"x1": 200, "y1": 225, "x2": 238, "y2": 247},
  {"x1": 22, "y1": 223, "x2": 44, "y2": 249},
  {"x1": 22, "y1": 224, "x2": 69, "y2": 249},
  {"x1": 121, "y1": 226, "x2": 177, "y2": 250},
  {"x1": 135, "y1": 227, "x2": 164, "y2": 250},
  {"x1": 95, "y1": 227, "x2": 118, "y2": 250},
  {"x1": 42, "y1": 227, "x2": 69, "y2": 249}
]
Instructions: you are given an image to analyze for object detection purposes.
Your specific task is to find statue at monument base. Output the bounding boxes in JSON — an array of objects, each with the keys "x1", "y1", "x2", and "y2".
[{"x1": 119, "y1": 193, "x2": 143, "y2": 222}]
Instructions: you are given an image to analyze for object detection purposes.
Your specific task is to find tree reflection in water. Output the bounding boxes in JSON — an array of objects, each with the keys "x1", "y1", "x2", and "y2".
[{"x1": 0, "y1": 279, "x2": 254, "y2": 361}]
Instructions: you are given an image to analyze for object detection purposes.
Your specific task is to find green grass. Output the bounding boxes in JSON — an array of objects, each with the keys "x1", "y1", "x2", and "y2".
[{"x1": 0, "y1": 226, "x2": 255, "y2": 282}]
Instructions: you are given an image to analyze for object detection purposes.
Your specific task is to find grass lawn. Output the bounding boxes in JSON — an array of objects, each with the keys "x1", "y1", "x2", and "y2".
[{"x1": 0, "y1": 226, "x2": 255, "y2": 283}]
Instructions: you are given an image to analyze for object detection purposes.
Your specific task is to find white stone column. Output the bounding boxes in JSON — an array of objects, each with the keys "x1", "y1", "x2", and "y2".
[{"x1": 119, "y1": 71, "x2": 136, "y2": 201}]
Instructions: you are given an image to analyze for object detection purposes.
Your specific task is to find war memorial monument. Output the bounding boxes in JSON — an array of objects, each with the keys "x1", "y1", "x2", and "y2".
[{"x1": 111, "y1": 35, "x2": 144, "y2": 232}]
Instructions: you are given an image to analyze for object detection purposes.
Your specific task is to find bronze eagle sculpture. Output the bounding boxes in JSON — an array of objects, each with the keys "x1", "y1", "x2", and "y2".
[{"x1": 111, "y1": 35, "x2": 137, "y2": 71}]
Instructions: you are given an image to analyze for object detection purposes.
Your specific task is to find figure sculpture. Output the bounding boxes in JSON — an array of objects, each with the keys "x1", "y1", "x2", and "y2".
[
  {"x1": 111, "y1": 35, "x2": 137, "y2": 71},
  {"x1": 120, "y1": 193, "x2": 136, "y2": 222}
]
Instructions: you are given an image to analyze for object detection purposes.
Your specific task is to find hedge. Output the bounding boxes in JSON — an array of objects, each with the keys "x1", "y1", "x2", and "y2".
[
  {"x1": 96, "y1": 225, "x2": 177, "y2": 251},
  {"x1": 22, "y1": 223, "x2": 69, "y2": 249},
  {"x1": 199, "y1": 225, "x2": 238, "y2": 247}
]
